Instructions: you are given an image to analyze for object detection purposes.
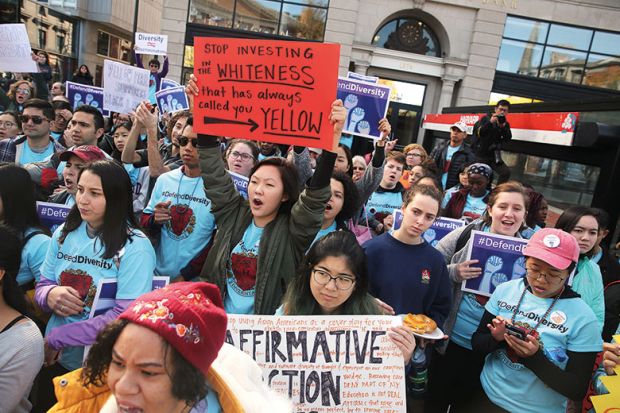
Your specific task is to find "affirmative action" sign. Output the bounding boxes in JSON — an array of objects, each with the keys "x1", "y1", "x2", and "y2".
[
  {"x1": 226, "y1": 315, "x2": 406, "y2": 413},
  {"x1": 193, "y1": 38, "x2": 340, "y2": 150}
]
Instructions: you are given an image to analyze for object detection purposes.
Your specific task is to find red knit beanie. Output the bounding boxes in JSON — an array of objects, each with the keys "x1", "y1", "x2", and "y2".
[{"x1": 119, "y1": 282, "x2": 227, "y2": 376}]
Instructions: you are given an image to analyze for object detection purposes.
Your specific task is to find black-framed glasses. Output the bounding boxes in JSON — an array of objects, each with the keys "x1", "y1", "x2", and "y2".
[
  {"x1": 312, "y1": 268, "x2": 355, "y2": 290},
  {"x1": 19, "y1": 115, "x2": 47, "y2": 125},
  {"x1": 230, "y1": 151, "x2": 254, "y2": 161},
  {"x1": 526, "y1": 266, "x2": 565, "y2": 284},
  {"x1": 178, "y1": 136, "x2": 197, "y2": 147},
  {"x1": 407, "y1": 152, "x2": 423, "y2": 158}
]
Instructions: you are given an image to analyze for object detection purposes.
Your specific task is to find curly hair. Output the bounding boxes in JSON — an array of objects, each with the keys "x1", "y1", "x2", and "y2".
[
  {"x1": 331, "y1": 171, "x2": 360, "y2": 224},
  {"x1": 7, "y1": 80, "x2": 34, "y2": 101},
  {"x1": 82, "y1": 319, "x2": 209, "y2": 406}
]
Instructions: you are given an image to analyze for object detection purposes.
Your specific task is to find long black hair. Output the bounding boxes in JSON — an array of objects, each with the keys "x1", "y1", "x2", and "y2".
[
  {"x1": 60, "y1": 160, "x2": 140, "y2": 259},
  {"x1": 331, "y1": 171, "x2": 360, "y2": 227},
  {"x1": 0, "y1": 224, "x2": 28, "y2": 315},
  {"x1": 281, "y1": 231, "x2": 381, "y2": 315},
  {"x1": 0, "y1": 164, "x2": 50, "y2": 236}
]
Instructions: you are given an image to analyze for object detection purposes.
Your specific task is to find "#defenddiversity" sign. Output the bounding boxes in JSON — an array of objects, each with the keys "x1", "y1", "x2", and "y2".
[{"x1": 226, "y1": 315, "x2": 406, "y2": 413}]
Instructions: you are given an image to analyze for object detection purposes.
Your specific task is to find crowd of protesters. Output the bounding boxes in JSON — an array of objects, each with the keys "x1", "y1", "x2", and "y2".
[{"x1": 0, "y1": 51, "x2": 619, "y2": 413}]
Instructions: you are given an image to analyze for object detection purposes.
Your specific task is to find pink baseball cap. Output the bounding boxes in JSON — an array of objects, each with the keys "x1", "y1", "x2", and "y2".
[
  {"x1": 59, "y1": 145, "x2": 107, "y2": 163},
  {"x1": 522, "y1": 228, "x2": 579, "y2": 270}
]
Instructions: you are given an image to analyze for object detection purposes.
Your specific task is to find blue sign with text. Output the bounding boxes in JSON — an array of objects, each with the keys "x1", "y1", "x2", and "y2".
[{"x1": 337, "y1": 77, "x2": 391, "y2": 140}]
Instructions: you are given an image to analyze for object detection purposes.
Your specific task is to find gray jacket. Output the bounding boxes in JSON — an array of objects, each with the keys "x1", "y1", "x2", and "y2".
[{"x1": 434, "y1": 219, "x2": 525, "y2": 354}]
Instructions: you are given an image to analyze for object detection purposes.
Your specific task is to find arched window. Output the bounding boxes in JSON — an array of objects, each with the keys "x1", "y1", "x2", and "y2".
[{"x1": 372, "y1": 17, "x2": 441, "y2": 57}]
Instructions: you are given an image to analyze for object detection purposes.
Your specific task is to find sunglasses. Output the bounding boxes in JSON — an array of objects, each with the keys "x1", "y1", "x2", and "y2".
[
  {"x1": 19, "y1": 115, "x2": 47, "y2": 125},
  {"x1": 178, "y1": 136, "x2": 197, "y2": 147},
  {"x1": 16, "y1": 88, "x2": 30, "y2": 95}
]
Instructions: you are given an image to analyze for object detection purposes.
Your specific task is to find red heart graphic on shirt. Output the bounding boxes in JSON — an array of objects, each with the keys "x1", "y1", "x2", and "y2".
[
  {"x1": 231, "y1": 253, "x2": 257, "y2": 291},
  {"x1": 169, "y1": 204, "x2": 193, "y2": 236},
  {"x1": 59, "y1": 269, "x2": 93, "y2": 300}
]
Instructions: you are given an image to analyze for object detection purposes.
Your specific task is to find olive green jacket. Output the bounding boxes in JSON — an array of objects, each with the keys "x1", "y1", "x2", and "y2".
[{"x1": 198, "y1": 143, "x2": 331, "y2": 314}]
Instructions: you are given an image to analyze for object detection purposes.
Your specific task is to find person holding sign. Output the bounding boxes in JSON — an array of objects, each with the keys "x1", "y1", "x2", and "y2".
[
  {"x1": 471, "y1": 228, "x2": 602, "y2": 412},
  {"x1": 33, "y1": 160, "x2": 155, "y2": 411},
  {"x1": 187, "y1": 74, "x2": 346, "y2": 315},
  {"x1": 427, "y1": 181, "x2": 529, "y2": 412},
  {"x1": 135, "y1": 52, "x2": 169, "y2": 104},
  {"x1": 0, "y1": 225, "x2": 44, "y2": 413},
  {"x1": 280, "y1": 231, "x2": 417, "y2": 365},
  {"x1": 47, "y1": 282, "x2": 291, "y2": 412}
]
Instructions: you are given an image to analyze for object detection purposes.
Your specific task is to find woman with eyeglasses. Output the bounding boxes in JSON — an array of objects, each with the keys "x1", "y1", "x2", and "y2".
[
  {"x1": 279, "y1": 231, "x2": 416, "y2": 364},
  {"x1": 225, "y1": 139, "x2": 259, "y2": 177},
  {"x1": 0, "y1": 80, "x2": 34, "y2": 113},
  {"x1": 0, "y1": 111, "x2": 22, "y2": 140},
  {"x1": 400, "y1": 143, "x2": 428, "y2": 189},
  {"x1": 471, "y1": 228, "x2": 602, "y2": 412},
  {"x1": 186, "y1": 74, "x2": 345, "y2": 316},
  {"x1": 351, "y1": 155, "x2": 367, "y2": 182},
  {"x1": 554, "y1": 206, "x2": 605, "y2": 330},
  {"x1": 426, "y1": 181, "x2": 530, "y2": 413}
]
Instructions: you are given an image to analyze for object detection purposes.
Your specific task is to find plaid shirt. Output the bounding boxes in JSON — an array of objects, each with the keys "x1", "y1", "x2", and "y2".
[{"x1": 0, "y1": 135, "x2": 66, "y2": 163}]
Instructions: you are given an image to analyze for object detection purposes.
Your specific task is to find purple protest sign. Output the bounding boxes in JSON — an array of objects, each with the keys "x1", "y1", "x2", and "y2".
[
  {"x1": 89, "y1": 276, "x2": 170, "y2": 319},
  {"x1": 462, "y1": 231, "x2": 528, "y2": 297},
  {"x1": 228, "y1": 170, "x2": 248, "y2": 199},
  {"x1": 393, "y1": 210, "x2": 465, "y2": 247},
  {"x1": 337, "y1": 77, "x2": 391, "y2": 140},
  {"x1": 36, "y1": 201, "x2": 71, "y2": 233}
]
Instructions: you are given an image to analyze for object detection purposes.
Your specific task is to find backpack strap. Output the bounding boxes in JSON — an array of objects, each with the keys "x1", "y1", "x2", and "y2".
[
  {"x1": 454, "y1": 222, "x2": 477, "y2": 255},
  {"x1": 23, "y1": 230, "x2": 45, "y2": 245},
  {"x1": 0, "y1": 315, "x2": 27, "y2": 334}
]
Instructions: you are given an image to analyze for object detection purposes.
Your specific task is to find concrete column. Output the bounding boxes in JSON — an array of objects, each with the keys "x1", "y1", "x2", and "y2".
[
  {"x1": 159, "y1": 0, "x2": 189, "y2": 83},
  {"x1": 437, "y1": 77, "x2": 456, "y2": 112}
]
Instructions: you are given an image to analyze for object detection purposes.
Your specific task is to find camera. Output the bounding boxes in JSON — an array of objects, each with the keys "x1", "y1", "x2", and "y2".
[
  {"x1": 505, "y1": 324, "x2": 527, "y2": 340},
  {"x1": 496, "y1": 113, "x2": 506, "y2": 124}
]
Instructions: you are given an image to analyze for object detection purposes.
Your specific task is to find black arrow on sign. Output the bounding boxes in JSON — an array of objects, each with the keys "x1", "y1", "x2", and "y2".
[{"x1": 203, "y1": 116, "x2": 259, "y2": 132}]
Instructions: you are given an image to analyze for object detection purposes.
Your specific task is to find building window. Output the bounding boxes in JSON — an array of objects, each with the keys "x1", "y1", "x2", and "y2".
[
  {"x1": 188, "y1": 0, "x2": 329, "y2": 41},
  {"x1": 56, "y1": 34, "x2": 65, "y2": 53},
  {"x1": 497, "y1": 16, "x2": 620, "y2": 91},
  {"x1": 371, "y1": 17, "x2": 441, "y2": 57},
  {"x1": 96, "y1": 30, "x2": 131, "y2": 63},
  {"x1": 38, "y1": 28, "x2": 47, "y2": 48}
]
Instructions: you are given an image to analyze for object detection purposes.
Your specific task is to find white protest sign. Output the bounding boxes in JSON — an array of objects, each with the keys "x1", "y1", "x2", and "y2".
[
  {"x1": 103, "y1": 60, "x2": 150, "y2": 114},
  {"x1": 0, "y1": 24, "x2": 38, "y2": 73},
  {"x1": 135, "y1": 32, "x2": 168, "y2": 56},
  {"x1": 226, "y1": 315, "x2": 406, "y2": 413}
]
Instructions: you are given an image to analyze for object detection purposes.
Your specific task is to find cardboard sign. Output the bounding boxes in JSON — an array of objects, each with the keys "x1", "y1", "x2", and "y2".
[
  {"x1": 228, "y1": 170, "x2": 249, "y2": 199},
  {"x1": 193, "y1": 38, "x2": 340, "y2": 150},
  {"x1": 0, "y1": 24, "x2": 38, "y2": 73},
  {"x1": 155, "y1": 86, "x2": 189, "y2": 115},
  {"x1": 135, "y1": 32, "x2": 168, "y2": 56},
  {"x1": 393, "y1": 211, "x2": 465, "y2": 246},
  {"x1": 337, "y1": 78, "x2": 391, "y2": 140},
  {"x1": 226, "y1": 315, "x2": 406, "y2": 413},
  {"x1": 462, "y1": 231, "x2": 529, "y2": 297},
  {"x1": 423, "y1": 112, "x2": 580, "y2": 146},
  {"x1": 160, "y1": 78, "x2": 181, "y2": 90},
  {"x1": 103, "y1": 60, "x2": 150, "y2": 114},
  {"x1": 347, "y1": 71, "x2": 379, "y2": 84},
  {"x1": 65, "y1": 81, "x2": 109, "y2": 116},
  {"x1": 36, "y1": 201, "x2": 71, "y2": 233}
]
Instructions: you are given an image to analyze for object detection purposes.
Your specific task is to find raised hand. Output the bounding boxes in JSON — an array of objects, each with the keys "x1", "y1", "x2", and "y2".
[
  {"x1": 512, "y1": 256, "x2": 527, "y2": 280},
  {"x1": 328, "y1": 99, "x2": 346, "y2": 152},
  {"x1": 479, "y1": 255, "x2": 504, "y2": 294},
  {"x1": 347, "y1": 107, "x2": 365, "y2": 131}
]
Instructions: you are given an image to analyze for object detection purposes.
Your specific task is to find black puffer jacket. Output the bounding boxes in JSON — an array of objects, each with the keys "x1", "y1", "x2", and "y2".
[{"x1": 430, "y1": 141, "x2": 475, "y2": 190}]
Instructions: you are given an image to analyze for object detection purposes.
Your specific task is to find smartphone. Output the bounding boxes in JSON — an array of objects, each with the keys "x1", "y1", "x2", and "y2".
[{"x1": 505, "y1": 324, "x2": 527, "y2": 341}]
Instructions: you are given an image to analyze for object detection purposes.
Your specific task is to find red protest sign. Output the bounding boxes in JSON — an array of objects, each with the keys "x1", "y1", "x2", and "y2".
[{"x1": 193, "y1": 37, "x2": 340, "y2": 150}]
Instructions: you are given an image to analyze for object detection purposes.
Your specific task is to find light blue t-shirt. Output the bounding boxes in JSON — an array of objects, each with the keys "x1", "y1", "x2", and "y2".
[
  {"x1": 365, "y1": 190, "x2": 403, "y2": 223},
  {"x1": 463, "y1": 191, "x2": 489, "y2": 220},
  {"x1": 148, "y1": 74, "x2": 157, "y2": 104},
  {"x1": 64, "y1": 195, "x2": 75, "y2": 207},
  {"x1": 143, "y1": 168, "x2": 215, "y2": 278},
  {"x1": 442, "y1": 185, "x2": 460, "y2": 209},
  {"x1": 225, "y1": 221, "x2": 263, "y2": 314},
  {"x1": 41, "y1": 222, "x2": 156, "y2": 370},
  {"x1": 16, "y1": 228, "x2": 50, "y2": 286},
  {"x1": 19, "y1": 141, "x2": 54, "y2": 165},
  {"x1": 310, "y1": 221, "x2": 337, "y2": 248},
  {"x1": 481, "y1": 278, "x2": 603, "y2": 413},
  {"x1": 441, "y1": 145, "x2": 461, "y2": 188}
]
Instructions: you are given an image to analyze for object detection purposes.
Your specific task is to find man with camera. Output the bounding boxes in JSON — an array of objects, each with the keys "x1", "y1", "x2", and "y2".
[{"x1": 473, "y1": 100, "x2": 512, "y2": 184}]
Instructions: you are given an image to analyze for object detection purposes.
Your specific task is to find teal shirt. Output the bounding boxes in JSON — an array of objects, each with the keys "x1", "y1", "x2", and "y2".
[
  {"x1": 570, "y1": 256, "x2": 605, "y2": 331},
  {"x1": 225, "y1": 221, "x2": 263, "y2": 314}
]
